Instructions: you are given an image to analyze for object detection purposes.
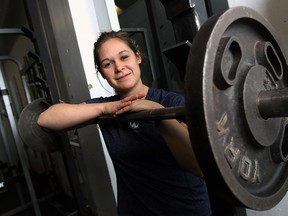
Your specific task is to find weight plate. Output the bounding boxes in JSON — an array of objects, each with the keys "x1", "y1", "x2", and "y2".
[
  {"x1": 185, "y1": 6, "x2": 288, "y2": 210},
  {"x1": 18, "y1": 98, "x2": 60, "y2": 152}
]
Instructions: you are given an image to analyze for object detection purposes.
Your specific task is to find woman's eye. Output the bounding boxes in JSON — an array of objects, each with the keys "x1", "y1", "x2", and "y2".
[
  {"x1": 103, "y1": 62, "x2": 111, "y2": 68},
  {"x1": 121, "y1": 55, "x2": 129, "y2": 60}
]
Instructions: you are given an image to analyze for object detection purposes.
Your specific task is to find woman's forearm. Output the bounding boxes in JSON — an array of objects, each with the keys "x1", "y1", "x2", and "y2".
[
  {"x1": 158, "y1": 119, "x2": 203, "y2": 176},
  {"x1": 37, "y1": 103, "x2": 105, "y2": 131},
  {"x1": 37, "y1": 94, "x2": 145, "y2": 131}
]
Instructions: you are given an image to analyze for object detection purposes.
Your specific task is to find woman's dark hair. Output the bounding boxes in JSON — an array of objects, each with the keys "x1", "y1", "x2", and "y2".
[{"x1": 93, "y1": 30, "x2": 141, "y2": 73}]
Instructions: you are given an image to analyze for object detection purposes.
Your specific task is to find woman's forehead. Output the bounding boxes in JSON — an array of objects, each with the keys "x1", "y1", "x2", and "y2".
[
  {"x1": 99, "y1": 38, "x2": 131, "y2": 57},
  {"x1": 102, "y1": 38, "x2": 129, "y2": 50}
]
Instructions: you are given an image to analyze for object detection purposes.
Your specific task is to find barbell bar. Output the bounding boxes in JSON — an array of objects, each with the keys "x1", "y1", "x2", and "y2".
[
  {"x1": 17, "y1": 85, "x2": 288, "y2": 152},
  {"x1": 94, "y1": 106, "x2": 185, "y2": 123},
  {"x1": 17, "y1": 6, "x2": 288, "y2": 211},
  {"x1": 17, "y1": 98, "x2": 187, "y2": 152},
  {"x1": 98, "y1": 87, "x2": 288, "y2": 123}
]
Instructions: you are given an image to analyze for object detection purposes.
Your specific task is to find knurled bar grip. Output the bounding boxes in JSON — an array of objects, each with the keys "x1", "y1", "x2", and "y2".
[{"x1": 93, "y1": 106, "x2": 185, "y2": 124}]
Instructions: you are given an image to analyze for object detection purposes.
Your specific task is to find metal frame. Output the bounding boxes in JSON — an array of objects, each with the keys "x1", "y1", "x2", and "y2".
[
  {"x1": 0, "y1": 60, "x2": 41, "y2": 215},
  {"x1": 22, "y1": 0, "x2": 91, "y2": 215},
  {"x1": 121, "y1": 27, "x2": 157, "y2": 83},
  {"x1": 144, "y1": 0, "x2": 170, "y2": 90},
  {"x1": 0, "y1": 1, "x2": 89, "y2": 215},
  {"x1": 0, "y1": 28, "x2": 26, "y2": 36},
  {"x1": 0, "y1": 56, "x2": 31, "y2": 103}
]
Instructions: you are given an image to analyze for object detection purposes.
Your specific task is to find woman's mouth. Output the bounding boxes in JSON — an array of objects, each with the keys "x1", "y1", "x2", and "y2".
[{"x1": 117, "y1": 73, "x2": 130, "y2": 81}]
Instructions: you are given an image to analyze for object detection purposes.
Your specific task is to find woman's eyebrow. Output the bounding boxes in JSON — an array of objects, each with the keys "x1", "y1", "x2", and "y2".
[
  {"x1": 100, "y1": 50, "x2": 131, "y2": 65},
  {"x1": 100, "y1": 58, "x2": 110, "y2": 65},
  {"x1": 119, "y1": 50, "x2": 130, "y2": 55}
]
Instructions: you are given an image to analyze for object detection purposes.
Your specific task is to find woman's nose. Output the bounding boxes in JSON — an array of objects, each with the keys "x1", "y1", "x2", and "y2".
[{"x1": 115, "y1": 61, "x2": 124, "y2": 72}]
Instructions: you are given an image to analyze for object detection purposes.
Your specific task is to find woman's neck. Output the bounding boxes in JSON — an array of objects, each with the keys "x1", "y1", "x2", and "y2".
[{"x1": 119, "y1": 83, "x2": 149, "y2": 99}]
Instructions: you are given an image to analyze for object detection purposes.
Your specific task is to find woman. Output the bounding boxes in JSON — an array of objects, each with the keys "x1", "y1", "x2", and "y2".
[{"x1": 37, "y1": 31, "x2": 212, "y2": 216}]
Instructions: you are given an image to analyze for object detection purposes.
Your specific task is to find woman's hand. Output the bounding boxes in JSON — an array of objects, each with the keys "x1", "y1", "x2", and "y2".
[
  {"x1": 114, "y1": 98, "x2": 164, "y2": 115},
  {"x1": 105, "y1": 94, "x2": 145, "y2": 115}
]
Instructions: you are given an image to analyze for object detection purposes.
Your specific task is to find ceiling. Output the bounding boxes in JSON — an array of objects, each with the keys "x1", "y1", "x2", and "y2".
[
  {"x1": 0, "y1": 0, "x2": 139, "y2": 55},
  {"x1": 0, "y1": 0, "x2": 138, "y2": 29}
]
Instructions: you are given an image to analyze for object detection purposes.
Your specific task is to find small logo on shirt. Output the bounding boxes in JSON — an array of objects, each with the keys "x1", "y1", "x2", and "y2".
[{"x1": 128, "y1": 121, "x2": 139, "y2": 130}]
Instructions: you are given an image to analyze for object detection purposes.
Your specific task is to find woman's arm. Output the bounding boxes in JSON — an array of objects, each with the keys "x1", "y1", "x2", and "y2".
[
  {"x1": 115, "y1": 98, "x2": 203, "y2": 176},
  {"x1": 37, "y1": 103, "x2": 108, "y2": 130},
  {"x1": 157, "y1": 120, "x2": 203, "y2": 177},
  {"x1": 37, "y1": 94, "x2": 144, "y2": 131}
]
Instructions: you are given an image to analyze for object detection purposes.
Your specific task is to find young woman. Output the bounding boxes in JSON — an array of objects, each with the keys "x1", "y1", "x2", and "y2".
[{"x1": 37, "y1": 31, "x2": 212, "y2": 216}]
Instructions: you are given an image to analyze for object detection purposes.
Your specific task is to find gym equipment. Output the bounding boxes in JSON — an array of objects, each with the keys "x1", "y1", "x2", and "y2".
[
  {"x1": 18, "y1": 98, "x2": 185, "y2": 152},
  {"x1": 185, "y1": 6, "x2": 288, "y2": 210},
  {"x1": 17, "y1": 7, "x2": 288, "y2": 211},
  {"x1": 18, "y1": 98, "x2": 60, "y2": 152}
]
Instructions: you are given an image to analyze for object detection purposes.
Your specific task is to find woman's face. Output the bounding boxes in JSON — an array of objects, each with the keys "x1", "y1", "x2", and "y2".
[{"x1": 98, "y1": 38, "x2": 142, "y2": 93}]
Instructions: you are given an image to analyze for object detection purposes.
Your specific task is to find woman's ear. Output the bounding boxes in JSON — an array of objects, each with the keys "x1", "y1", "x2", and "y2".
[{"x1": 136, "y1": 51, "x2": 142, "y2": 64}]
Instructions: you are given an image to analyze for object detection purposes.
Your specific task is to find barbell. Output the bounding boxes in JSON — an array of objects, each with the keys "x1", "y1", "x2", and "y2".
[{"x1": 17, "y1": 7, "x2": 288, "y2": 211}]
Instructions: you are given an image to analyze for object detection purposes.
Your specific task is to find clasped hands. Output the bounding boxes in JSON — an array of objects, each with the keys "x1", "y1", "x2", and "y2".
[{"x1": 105, "y1": 94, "x2": 164, "y2": 116}]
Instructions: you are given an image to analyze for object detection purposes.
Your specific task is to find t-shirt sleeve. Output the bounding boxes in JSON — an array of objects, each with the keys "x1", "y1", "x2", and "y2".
[{"x1": 157, "y1": 90, "x2": 185, "y2": 123}]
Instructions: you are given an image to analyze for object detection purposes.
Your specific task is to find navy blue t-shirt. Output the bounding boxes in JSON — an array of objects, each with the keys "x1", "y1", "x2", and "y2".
[{"x1": 86, "y1": 87, "x2": 211, "y2": 216}]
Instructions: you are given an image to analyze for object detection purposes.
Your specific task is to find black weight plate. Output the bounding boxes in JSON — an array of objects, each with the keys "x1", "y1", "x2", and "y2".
[
  {"x1": 18, "y1": 98, "x2": 60, "y2": 152},
  {"x1": 185, "y1": 6, "x2": 288, "y2": 210}
]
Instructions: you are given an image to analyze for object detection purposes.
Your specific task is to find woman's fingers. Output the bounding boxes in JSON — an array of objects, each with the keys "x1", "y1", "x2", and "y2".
[
  {"x1": 113, "y1": 94, "x2": 145, "y2": 114},
  {"x1": 114, "y1": 106, "x2": 131, "y2": 115},
  {"x1": 113, "y1": 94, "x2": 163, "y2": 115},
  {"x1": 116, "y1": 101, "x2": 132, "y2": 110}
]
